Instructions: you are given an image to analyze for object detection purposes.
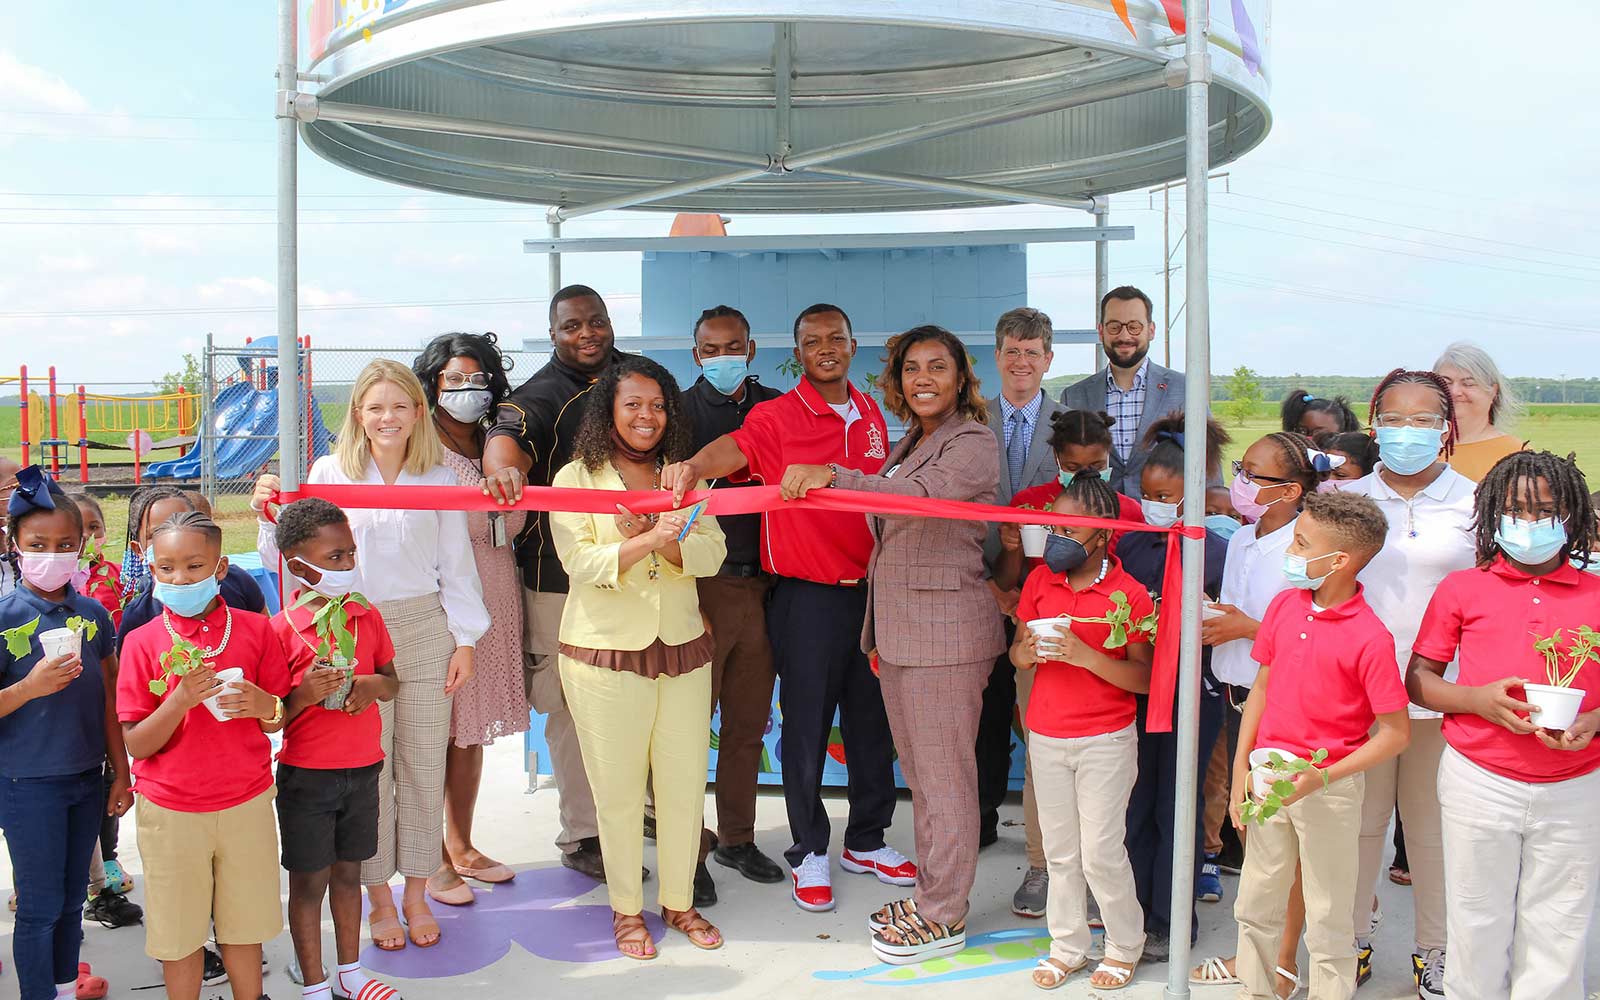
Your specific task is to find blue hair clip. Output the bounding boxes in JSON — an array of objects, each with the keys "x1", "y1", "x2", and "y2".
[
  {"x1": 1303, "y1": 394, "x2": 1314, "y2": 403},
  {"x1": 6, "y1": 465, "x2": 59, "y2": 519}
]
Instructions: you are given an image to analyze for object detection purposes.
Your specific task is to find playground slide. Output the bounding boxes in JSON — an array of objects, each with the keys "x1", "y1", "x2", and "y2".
[{"x1": 147, "y1": 381, "x2": 332, "y2": 482}]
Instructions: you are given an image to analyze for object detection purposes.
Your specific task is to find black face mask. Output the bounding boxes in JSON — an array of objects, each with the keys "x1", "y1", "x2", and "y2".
[{"x1": 1043, "y1": 532, "x2": 1091, "y2": 574}]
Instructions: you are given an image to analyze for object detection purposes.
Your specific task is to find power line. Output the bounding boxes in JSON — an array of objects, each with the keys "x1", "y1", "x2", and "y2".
[{"x1": 0, "y1": 296, "x2": 547, "y2": 320}]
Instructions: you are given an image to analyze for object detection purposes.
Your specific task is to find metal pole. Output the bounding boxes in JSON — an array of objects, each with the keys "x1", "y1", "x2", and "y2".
[
  {"x1": 773, "y1": 23, "x2": 794, "y2": 159},
  {"x1": 1167, "y1": 1, "x2": 1210, "y2": 996},
  {"x1": 1094, "y1": 202, "x2": 1110, "y2": 372},
  {"x1": 547, "y1": 220, "x2": 562, "y2": 297},
  {"x1": 201, "y1": 332, "x2": 215, "y2": 504},
  {"x1": 274, "y1": 0, "x2": 302, "y2": 619},
  {"x1": 1164, "y1": 184, "x2": 1173, "y2": 368}
]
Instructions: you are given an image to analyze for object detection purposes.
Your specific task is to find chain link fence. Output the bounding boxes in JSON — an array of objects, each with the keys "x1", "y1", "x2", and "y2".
[{"x1": 194, "y1": 338, "x2": 549, "y2": 506}]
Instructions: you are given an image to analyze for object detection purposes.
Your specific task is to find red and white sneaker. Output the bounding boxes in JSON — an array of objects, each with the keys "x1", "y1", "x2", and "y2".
[
  {"x1": 791, "y1": 852, "x2": 836, "y2": 912},
  {"x1": 841, "y1": 846, "x2": 918, "y2": 887}
]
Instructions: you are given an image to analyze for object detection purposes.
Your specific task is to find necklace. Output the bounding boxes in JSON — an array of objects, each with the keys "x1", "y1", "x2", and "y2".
[
  {"x1": 648, "y1": 462, "x2": 662, "y2": 581},
  {"x1": 162, "y1": 605, "x2": 232, "y2": 659},
  {"x1": 1092, "y1": 557, "x2": 1110, "y2": 586}
]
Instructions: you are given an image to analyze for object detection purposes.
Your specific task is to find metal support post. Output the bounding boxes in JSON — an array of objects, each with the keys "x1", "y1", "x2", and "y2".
[
  {"x1": 1094, "y1": 201, "x2": 1110, "y2": 372},
  {"x1": 773, "y1": 23, "x2": 794, "y2": 159},
  {"x1": 201, "y1": 333, "x2": 216, "y2": 504},
  {"x1": 275, "y1": 0, "x2": 303, "y2": 612},
  {"x1": 1167, "y1": 2, "x2": 1211, "y2": 996},
  {"x1": 547, "y1": 220, "x2": 562, "y2": 297}
]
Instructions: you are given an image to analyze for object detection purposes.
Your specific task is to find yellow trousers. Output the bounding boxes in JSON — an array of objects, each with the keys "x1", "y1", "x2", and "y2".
[{"x1": 558, "y1": 655, "x2": 711, "y2": 914}]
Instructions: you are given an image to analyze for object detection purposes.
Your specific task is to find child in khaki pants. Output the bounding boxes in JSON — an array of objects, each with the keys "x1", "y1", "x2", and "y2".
[{"x1": 1230, "y1": 492, "x2": 1410, "y2": 999}]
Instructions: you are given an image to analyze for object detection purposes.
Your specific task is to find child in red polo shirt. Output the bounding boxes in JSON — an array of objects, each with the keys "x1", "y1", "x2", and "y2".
[
  {"x1": 270, "y1": 498, "x2": 399, "y2": 1000},
  {"x1": 116, "y1": 510, "x2": 290, "y2": 1000},
  {"x1": 1010, "y1": 472, "x2": 1153, "y2": 992},
  {"x1": 1408, "y1": 452, "x2": 1600, "y2": 1000},
  {"x1": 1231, "y1": 491, "x2": 1410, "y2": 1000}
]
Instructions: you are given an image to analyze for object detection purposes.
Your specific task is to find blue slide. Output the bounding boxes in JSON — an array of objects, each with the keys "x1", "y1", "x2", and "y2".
[{"x1": 148, "y1": 341, "x2": 332, "y2": 481}]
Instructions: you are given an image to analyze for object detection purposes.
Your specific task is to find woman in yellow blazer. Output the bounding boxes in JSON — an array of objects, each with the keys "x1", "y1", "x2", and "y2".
[{"x1": 549, "y1": 356, "x2": 727, "y2": 961}]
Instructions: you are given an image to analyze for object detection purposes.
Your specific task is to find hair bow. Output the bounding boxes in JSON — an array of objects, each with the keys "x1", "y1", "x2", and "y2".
[
  {"x1": 1305, "y1": 449, "x2": 1347, "y2": 473},
  {"x1": 1155, "y1": 429, "x2": 1186, "y2": 448},
  {"x1": 5, "y1": 465, "x2": 60, "y2": 519}
]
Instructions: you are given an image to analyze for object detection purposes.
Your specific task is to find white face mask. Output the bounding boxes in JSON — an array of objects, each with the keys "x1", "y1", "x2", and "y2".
[
  {"x1": 438, "y1": 388, "x2": 492, "y2": 423},
  {"x1": 1141, "y1": 498, "x2": 1180, "y2": 529},
  {"x1": 290, "y1": 558, "x2": 360, "y2": 599}
]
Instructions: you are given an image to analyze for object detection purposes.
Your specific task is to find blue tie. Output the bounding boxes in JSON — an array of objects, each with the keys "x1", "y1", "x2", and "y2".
[{"x1": 1006, "y1": 409, "x2": 1027, "y2": 494}]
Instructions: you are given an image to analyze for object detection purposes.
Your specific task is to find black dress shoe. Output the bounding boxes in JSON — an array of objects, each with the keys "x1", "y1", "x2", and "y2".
[
  {"x1": 694, "y1": 862, "x2": 718, "y2": 908},
  {"x1": 562, "y1": 837, "x2": 651, "y2": 883},
  {"x1": 643, "y1": 815, "x2": 656, "y2": 841},
  {"x1": 712, "y1": 841, "x2": 786, "y2": 884},
  {"x1": 978, "y1": 825, "x2": 999, "y2": 849}
]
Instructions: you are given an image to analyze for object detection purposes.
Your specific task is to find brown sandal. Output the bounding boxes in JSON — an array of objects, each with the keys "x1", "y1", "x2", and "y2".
[
  {"x1": 401, "y1": 900, "x2": 441, "y2": 948},
  {"x1": 367, "y1": 905, "x2": 406, "y2": 951},
  {"x1": 661, "y1": 906, "x2": 723, "y2": 950},
  {"x1": 613, "y1": 911, "x2": 657, "y2": 960}
]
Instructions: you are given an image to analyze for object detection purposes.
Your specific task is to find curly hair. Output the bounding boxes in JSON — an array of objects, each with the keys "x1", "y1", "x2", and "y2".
[
  {"x1": 275, "y1": 497, "x2": 349, "y2": 557},
  {"x1": 412, "y1": 332, "x2": 515, "y2": 412},
  {"x1": 1472, "y1": 450, "x2": 1595, "y2": 568},
  {"x1": 1301, "y1": 491, "x2": 1389, "y2": 556},
  {"x1": 1048, "y1": 409, "x2": 1115, "y2": 454},
  {"x1": 570, "y1": 355, "x2": 693, "y2": 472},
  {"x1": 1369, "y1": 368, "x2": 1458, "y2": 457},
  {"x1": 1280, "y1": 389, "x2": 1360, "y2": 434},
  {"x1": 1142, "y1": 410, "x2": 1231, "y2": 481},
  {"x1": 878, "y1": 325, "x2": 988, "y2": 426}
]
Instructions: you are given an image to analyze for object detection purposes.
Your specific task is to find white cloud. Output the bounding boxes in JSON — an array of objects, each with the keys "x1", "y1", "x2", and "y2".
[
  {"x1": 38, "y1": 253, "x2": 96, "y2": 273},
  {"x1": 196, "y1": 276, "x2": 273, "y2": 300},
  {"x1": 0, "y1": 50, "x2": 90, "y2": 113}
]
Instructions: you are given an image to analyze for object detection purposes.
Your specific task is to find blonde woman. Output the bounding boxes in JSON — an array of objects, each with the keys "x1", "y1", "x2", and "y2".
[{"x1": 254, "y1": 359, "x2": 488, "y2": 951}]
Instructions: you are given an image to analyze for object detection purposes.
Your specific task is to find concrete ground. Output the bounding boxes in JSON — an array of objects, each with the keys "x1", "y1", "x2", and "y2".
[{"x1": 6, "y1": 736, "x2": 1597, "y2": 999}]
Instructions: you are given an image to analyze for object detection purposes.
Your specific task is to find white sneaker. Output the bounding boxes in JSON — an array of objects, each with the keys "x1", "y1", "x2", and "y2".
[
  {"x1": 791, "y1": 852, "x2": 835, "y2": 912},
  {"x1": 841, "y1": 845, "x2": 918, "y2": 887}
]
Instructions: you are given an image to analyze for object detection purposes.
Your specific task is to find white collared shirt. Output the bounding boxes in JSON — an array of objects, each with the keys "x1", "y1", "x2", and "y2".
[
  {"x1": 1211, "y1": 516, "x2": 1298, "y2": 687},
  {"x1": 257, "y1": 455, "x2": 489, "y2": 648},
  {"x1": 1342, "y1": 464, "x2": 1477, "y2": 719}
]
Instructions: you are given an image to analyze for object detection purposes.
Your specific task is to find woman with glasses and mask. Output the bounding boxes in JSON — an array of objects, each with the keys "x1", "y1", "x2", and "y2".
[
  {"x1": 409, "y1": 333, "x2": 531, "y2": 907},
  {"x1": 1338, "y1": 369, "x2": 1476, "y2": 1000},
  {"x1": 1189, "y1": 429, "x2": 1319, "y2": 999}
]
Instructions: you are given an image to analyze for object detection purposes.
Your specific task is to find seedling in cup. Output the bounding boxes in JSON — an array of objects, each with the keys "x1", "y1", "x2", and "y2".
[
  {"x1": 1239, "y1": 748, "x2": 1330, "y2": 826},
  {"x1": 1025, "y1": 591, "x2": 1158, "y2": 655},
  {"x1": 1525, "y1": 626, "x2": 1598, "y2": 731},
  {"x1": 291, "y1": 590, "x2": 371, "y2": 710},
  {"x1": 3, "y1": 614, "x2": 99, "y2": 660}
]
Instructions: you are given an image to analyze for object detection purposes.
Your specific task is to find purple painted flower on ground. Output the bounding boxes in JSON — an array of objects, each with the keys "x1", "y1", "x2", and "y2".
[{"x1": 362, "y1": 867, "x2": 666, "y2": 978}]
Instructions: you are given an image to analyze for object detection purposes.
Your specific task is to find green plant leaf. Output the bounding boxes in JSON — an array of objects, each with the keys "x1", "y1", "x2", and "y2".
[
  {"x1": 1272, "y1": 779, "x2": 1296, "y2": 798},
  {"x1": 2, "y1": 616, "x2": 41, "y2": 658},
  {"x1": 1266, "y1": 751, "x2": 1287, "y2": 768},
  {"x1": 148, "y1": 678, "x2": 168, "y2": 696},
  {"x1": 1260, "y1": 802, "x2": 1280, "y2": 821},
  {"x1": 1309, "y1": 748, "x2": 1329, "y2": 765}
]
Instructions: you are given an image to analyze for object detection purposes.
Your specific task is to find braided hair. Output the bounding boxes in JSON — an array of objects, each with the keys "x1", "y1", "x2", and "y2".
[
  {"x1": 1281, "y1": 389, "x2": 1360, "y2": 435},
  {"x1": 1261, "y1": 431, "x2": 1321, "y2": 498},
  {"x1": 1048, "y1": 409, "x2": 1114, "y2": 453},
  {"x1": 1369, "y1": 368, "x2": 1458, "y2": 456},
  {"x1": 1057, "y1": 468, "x2": 1120, "y2": 521},
  {"x1": 1471, "y1": 450, "x2": 1595, "y2": 568},
  {"x1": 120, "y1": 485, "x2": 193, "y2": 599}
]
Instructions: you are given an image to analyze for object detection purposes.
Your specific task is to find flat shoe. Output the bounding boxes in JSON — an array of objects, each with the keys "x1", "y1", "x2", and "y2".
[
  {"x1": 368, "y1": 907, "x2": 406, "y2": 952},
  {"x1": 401, "y1": 902, "x2": 441, "y2": 948},
  {"x1": 426, "y1": 878, "x2": 476, "y2": 906},
  {"x1": 454, "y1": 861, "x2": 515, "y2": 884}
]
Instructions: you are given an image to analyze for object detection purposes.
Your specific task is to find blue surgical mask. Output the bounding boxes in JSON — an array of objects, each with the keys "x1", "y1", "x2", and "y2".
[
  {"x1": 700, "y1": 356, "x2": 749, "y2": 396},
  {"x1": 1205, "y1": 513, "x2": 1243, "y2": 541},
  {"x1": 1141, "y1": 498, "x2": 1180, "y2": 529},
  {"x1": 1375, "y1": 426, "x2": 1444, "y2": 476},
  {"x1": 1496, "y1": 515, "x2": 1568, "y2": 565},
  {"x1": 154, "y1": 566, "x2": 222, "y2": 619},
  {"x1": 1283, "y1": 550, "x2": 1343, "y2": 590},
  {"x1": 1058, "y1": 466, "x2": 1113, "y2": 489}
]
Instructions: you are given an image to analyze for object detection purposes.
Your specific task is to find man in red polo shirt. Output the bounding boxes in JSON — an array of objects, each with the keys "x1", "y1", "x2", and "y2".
[{"x1": 663, "y1": 303, "x2": 913, "y2": 913}]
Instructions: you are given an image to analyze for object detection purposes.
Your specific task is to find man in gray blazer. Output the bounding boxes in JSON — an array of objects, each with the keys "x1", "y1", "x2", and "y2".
[
  {"x1": 1059, "y1": 285, "x2": 1187, "y2": 501},
  {"x1": 979, "y1": 307, "x2": 1068, "y2": 918}
]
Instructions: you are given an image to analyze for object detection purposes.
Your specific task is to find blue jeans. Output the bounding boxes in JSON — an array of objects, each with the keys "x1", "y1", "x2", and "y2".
[{"x1": 0, "y1": 768, "x2": 103, "y2": 1000}]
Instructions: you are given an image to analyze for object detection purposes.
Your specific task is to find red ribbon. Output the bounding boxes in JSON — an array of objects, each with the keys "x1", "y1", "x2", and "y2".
[{"x1": 270, "y1": 484, "x2": 1204, "y2": 732}]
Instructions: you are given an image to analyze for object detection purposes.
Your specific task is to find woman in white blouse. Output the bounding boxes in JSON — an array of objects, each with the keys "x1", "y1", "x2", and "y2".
[{"x1": 255, "y1": 359, "x2": 488, "y2": 951}]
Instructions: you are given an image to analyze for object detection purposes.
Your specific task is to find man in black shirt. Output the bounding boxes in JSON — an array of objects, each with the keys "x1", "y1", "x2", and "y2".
[
  {"x1": 679, "y1": 306, "x2": 786, "y2": 897},
  {"x1": 483, "y1": 284, "x2": 629, "y2": 881}
]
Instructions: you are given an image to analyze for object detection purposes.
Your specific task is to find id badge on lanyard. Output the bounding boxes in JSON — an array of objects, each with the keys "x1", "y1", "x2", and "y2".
[{"x1": 489, "y1": 512, "x2": 508, "y2": 548}]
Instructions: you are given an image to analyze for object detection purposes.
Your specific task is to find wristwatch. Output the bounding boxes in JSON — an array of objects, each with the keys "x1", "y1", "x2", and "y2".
[{"x1": 264, "y1": 695, "x2": 285, "y2": 727}]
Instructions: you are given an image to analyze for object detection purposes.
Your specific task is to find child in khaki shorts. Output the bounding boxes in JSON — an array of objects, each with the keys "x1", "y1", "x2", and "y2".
[
  {"x1": 1229, "y1": 492, "x2": 1411, "y2": 1000},
  {"x1": 117, "y1": 510, "x2": 292, "y2": 1000}
]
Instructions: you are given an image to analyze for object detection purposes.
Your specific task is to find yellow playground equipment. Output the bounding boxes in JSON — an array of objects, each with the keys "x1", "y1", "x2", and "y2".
[{"x1": 15, "y1": 366, "x2": 198, "y2": 484}]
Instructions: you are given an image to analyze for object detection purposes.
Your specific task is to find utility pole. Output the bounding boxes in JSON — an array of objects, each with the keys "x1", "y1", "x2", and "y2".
[{"x1": 1149, "y1": 172, "x2": 1229, "y2": 368}]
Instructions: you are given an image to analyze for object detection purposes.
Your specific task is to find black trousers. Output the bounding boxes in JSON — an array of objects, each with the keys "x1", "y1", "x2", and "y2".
[
  {"x1": 975, "y1": 621, "x2": 1019, "y2": 837},
  {"x1": 1126, "y1": 690, "x2": 1224, "y2": 938},
  {"x1": 99, "y1": 763, "x2": 118, "y2": 862},
  {"x1": 767, "y1": 577, "x2": 897, "y2": 868}
]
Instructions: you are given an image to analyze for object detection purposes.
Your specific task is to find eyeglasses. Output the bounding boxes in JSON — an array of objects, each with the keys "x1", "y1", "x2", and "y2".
[
  {"x1": 1373, "y1": 412, "x2": 1447, "y2": 430},
  {"x1": 1000, "y1": 347, "x2": 1047, "y2": 363},
  {"x1": 441, "y1": 372, "x2": 491, "y2": 389},
  {"x1": 1102, "y1": 320, "x2": 1146, "y2": 336},
  {"x1": 1231, "y1": 461, "x2": 1291, "y2": 485}
]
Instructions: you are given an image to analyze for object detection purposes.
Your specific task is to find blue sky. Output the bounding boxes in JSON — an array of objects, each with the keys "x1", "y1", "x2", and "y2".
[{"x1": 3, "y1": 2, "x2": 1599, "y2": 390}]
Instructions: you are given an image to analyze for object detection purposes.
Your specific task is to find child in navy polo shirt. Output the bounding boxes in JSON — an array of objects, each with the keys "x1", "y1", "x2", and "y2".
[
  {"x1": 117, "y1": 510, "x2": 290, "y2": 1000},
  {"x1": 1231, "y1": 491, "x2": 1410, "y2": 1000},
  {"x1": 0, "y1": 467, "x2": 126, "y2": 1000},
  {"x1": 1409, "y1": 451, "x2": 1600, "y2": 999},
  {"x1": 270, "y1": 499, "x2": 400, "y2": 1000},
  {"x1": 1010, "y1": 471, "x2": 1154, "y2": 992}
]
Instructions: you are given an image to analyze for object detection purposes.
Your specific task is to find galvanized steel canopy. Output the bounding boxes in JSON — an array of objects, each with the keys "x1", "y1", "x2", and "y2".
[{"x1": 297, "y1": 0, "x2": 1271, "y2": 216}]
